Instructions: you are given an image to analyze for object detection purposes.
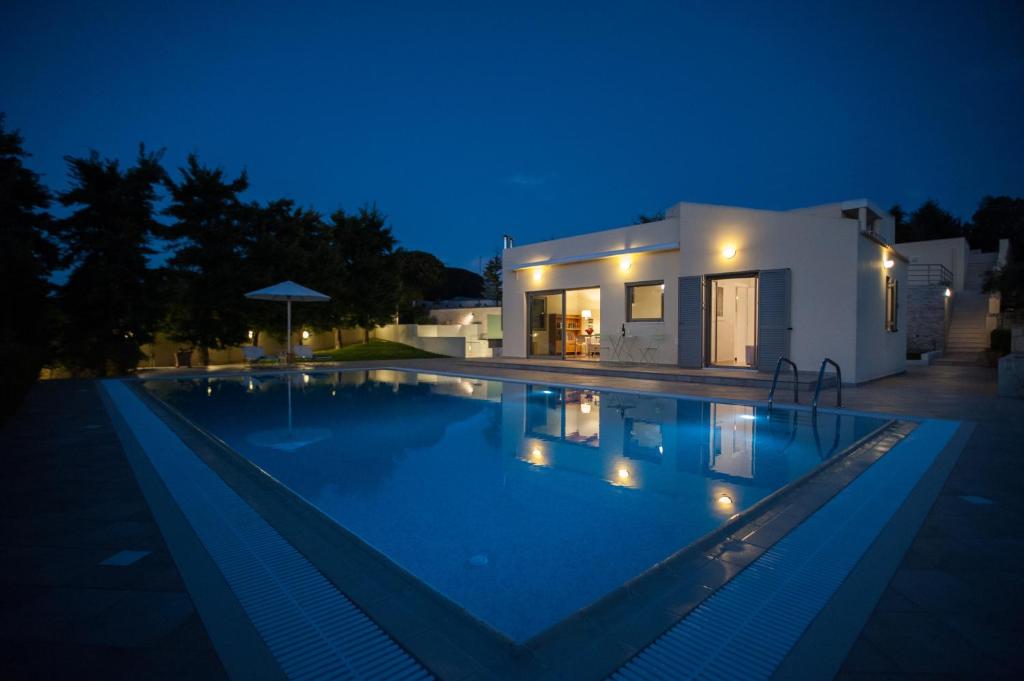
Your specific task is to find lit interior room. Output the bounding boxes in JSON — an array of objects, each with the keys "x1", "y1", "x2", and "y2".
[{"x1": 709, "y1": 276, "x2": 758, "y2": 367}]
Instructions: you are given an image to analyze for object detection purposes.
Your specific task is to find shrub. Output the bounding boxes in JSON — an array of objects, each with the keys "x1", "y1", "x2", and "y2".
[{"x1": 991, "y1": 328, "x2": 1011, "y2": 355}]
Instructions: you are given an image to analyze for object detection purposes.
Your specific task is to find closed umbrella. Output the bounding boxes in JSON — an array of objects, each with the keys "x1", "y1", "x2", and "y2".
[{"x1": 245, "y1": 280, "x2": 330, "y2": 362}]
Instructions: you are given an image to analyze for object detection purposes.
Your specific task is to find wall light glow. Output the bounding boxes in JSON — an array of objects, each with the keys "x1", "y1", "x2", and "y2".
[
  {"x1": 533, "y1": 268, "x2": 542, "y2": 282},
  {"x1": 721, "y1": 245, "x2": 737, "y2": 259},
  {"x1": 617, "y1": 466, "x2": 630, "y2": 481},
  {"x1": 619, "y1": 258, "x2": 632, "y2": 272},
  {"x1": 883, "y1": 258, "x2": 895, "y2": 269},
  {"x1": 717, "y1": 494, "x2": 733, "y2": 506},
  {"x1": 944, "y1": 287, "x2": 952, "y2": 298},
  {"x1": 302, "y1": 329, "x2": 311, "y2": 340}
]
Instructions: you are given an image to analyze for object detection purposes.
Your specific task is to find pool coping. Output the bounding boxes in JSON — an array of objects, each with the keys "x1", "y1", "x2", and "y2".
[{"x1": 127, "y1": 369, "x2": 920, "y2": 680}]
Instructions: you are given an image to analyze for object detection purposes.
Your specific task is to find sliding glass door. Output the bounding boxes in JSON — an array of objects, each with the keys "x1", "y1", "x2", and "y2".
[
  {"x1": 527, "y1": 291, "x2": 564, "y2": 357},
  {"x1": 527, "y1": 288, "x2": 602, "y2": 359}
]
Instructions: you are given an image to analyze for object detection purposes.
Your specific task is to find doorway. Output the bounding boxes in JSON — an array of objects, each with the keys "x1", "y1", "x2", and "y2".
[
  {"x1": 707, "y1": 274, "x2": 758, "y2": 368},
  {"x1": 527, "y1": 288, "x2": 601, "y2": 359}
]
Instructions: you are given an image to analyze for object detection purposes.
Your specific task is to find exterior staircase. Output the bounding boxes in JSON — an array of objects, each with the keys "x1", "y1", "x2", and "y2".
[{"x1": 934, "y1": 250, "x2": 997, "y2": 365}]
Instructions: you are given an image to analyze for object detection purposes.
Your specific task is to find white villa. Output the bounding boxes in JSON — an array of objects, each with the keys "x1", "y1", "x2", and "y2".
[{"x1": 502, "y1": 199, "x2": 908, "y2": 384}]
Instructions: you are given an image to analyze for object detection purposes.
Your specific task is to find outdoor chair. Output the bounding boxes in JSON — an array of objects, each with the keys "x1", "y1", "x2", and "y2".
[
  {"x1": 242, "y1": 346, "x2": 265, "y2": 363},
  {"x1": 292, "y1": 345, "x2": 314, "y2": 360},
  {"x1": 639, "y1": 334, "x2": 665, "y2": 363}
]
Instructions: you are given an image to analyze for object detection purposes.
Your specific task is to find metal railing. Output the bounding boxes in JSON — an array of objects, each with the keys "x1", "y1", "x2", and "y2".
[
  {"x1": 768, "y1": 357, "x2": 799, "y2": 411},
  {"x1": 908, "y1": 263, "x2": 953, "y2": 287},
  {"x1": 812, "y1": 358, "x2": 842, "y2": 420}
]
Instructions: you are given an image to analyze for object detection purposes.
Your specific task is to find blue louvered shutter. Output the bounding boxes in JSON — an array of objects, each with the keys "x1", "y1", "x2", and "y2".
[
  {"x1": 677, "y1": 275, "x2": 703, "y2": 368},
  {"x1": 756, "y1": 268, "x2": 792, "y2": 372}
]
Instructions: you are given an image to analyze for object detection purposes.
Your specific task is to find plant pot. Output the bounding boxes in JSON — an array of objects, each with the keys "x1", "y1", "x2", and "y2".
[{"x1": 174, "y1": 350, "x2": 193, "y2": 368}]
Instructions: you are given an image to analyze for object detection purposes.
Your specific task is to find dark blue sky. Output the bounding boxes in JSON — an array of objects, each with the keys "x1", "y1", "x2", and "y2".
[{"x1": 2, "y1": 1, "x2": 1022, "y2": 270}]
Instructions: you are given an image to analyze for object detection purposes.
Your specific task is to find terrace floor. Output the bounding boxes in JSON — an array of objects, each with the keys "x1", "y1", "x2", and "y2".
[{"x1": 2, "y1": 362, "x2": 1021, "y2": 679}]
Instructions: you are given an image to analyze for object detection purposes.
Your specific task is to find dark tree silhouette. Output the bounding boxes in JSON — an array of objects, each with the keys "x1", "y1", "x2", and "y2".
[
  {"x1": 242, "y1": 199, "x2": 330, "y2": 346},
  {"x1": 326, "y1": 204, "x2": 400, "y2": 343},
  {"x1": 55, "y1": 147, "x2": 167, "y2": 376},
  {"x1": 0, "y1": 115, "x2": 56, "y2": 415},
  {"x1": 482, "y1": 252, "x2": 502, "y2": 303},
  {"x1": 636, "y1": 211, "x2": 665, "y2": 223},
  {"x1": 895, "y1": 200, "x2": 963, "y2": 243},
  {"x1": 425, "y1": 267, "x2": 483, "y2": 300},
  {"x1": 968, "y1": 195, "x2": 1024, "y2": 253},
  {"x1": 394, "y1": 249, "x2": 445, "y2": 323},
  {"x1": 161, "y1": 154, "x2": 251, "y2": 364}
]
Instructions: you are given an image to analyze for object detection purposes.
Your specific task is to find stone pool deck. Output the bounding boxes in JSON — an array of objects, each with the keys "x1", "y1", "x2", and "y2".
[
  {"x1": 0, "y1": 380, "x2": 226, "y2": 680},
  {"x1": 2, "y1": 362, "x2": 1021, "y2": 679}
]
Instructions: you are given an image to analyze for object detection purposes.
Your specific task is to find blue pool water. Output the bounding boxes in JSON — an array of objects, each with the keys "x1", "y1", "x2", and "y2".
[{"x1": 143, "y1": 369, "x2": 888, "y2": 642}]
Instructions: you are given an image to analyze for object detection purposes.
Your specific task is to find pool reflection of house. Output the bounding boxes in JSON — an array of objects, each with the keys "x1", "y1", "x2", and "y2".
[{"x1": 502, "y1": 382, "x2": 853, "y2": 511}]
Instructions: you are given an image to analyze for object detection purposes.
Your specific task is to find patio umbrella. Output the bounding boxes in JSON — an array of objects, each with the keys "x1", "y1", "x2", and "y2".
[{"x1": 245, "y1": 280, "x2": 330, "y2": 361}]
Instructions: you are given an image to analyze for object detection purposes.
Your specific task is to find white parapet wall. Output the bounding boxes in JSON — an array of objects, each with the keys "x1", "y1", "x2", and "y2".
[{"x1": 374, "y1": 323, "x2": 493, "y2": 358}]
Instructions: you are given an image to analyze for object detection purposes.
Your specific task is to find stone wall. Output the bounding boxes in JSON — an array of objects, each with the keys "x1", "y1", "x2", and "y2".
[{"x1": 907, "y1": 285, "x2": 950, "y2": 354}]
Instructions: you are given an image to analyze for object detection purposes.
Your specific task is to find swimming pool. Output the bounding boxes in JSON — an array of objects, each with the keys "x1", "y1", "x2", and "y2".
[{"x1": 143, "y1": 369, "x2": 889, "y2": 643}]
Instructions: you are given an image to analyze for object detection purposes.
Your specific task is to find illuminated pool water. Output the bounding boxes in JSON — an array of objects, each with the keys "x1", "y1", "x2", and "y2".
[{"x1": 143, "y1": 369, "x2": 887, "y2": 642}]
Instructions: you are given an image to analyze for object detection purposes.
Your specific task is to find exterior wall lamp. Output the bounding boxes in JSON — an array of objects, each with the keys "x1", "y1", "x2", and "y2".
[
  {"x1": 883, "y1": 258, "x2": 895, "y2": 269},
  {"x1": 722, "y1": 245, "x2": 737, "y2": 259},
  {"x1": 620, "y1": 258, "x2": 632, "y2": 272},
  {"x1": 532, "y1": 268, "x2": 542, "y2": 282}
]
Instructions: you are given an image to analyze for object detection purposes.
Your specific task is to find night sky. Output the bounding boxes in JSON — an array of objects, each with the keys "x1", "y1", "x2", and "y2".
[{"x1": 2, "y1": 1, "x2": 1022, "y2": 270}]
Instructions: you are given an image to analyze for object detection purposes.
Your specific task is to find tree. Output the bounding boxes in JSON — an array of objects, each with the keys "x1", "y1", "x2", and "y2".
[
  {"x1": 161, "y1": 154, "x2": 251, "y2": 364},
  {"x1": 895, "y1": 199, "x2": 963, "y2": 243},
  {"x1": 984, "y1": 259, "x2": 1024, "y2": 311},
  {"x1": 242, "y1": 198, "x2": 331, "y2": 346},
  {"x1": 55, "y1": 147, "x2": 167, "y2": 376},
  {"x1": 482, "y1": 252, "x2": 502, "y2": 303},
  {"x1": 425, "y1": 267, "x2": 484, "y2": 300},
  {"x1": 888, "y1": 203, "x2": 906, "y2": 237},
  {"x1": 0, "y1": 115, "x2": 56, "y2": 414},
  {"x1": 636, "y1": 211, "x2": 665, "y2": 223},
  {"x1": 326, "y1": 204, "x2": 400, "y2": 343},
  {"x1": 393, "y1": 249, "x2": 445, "y2": 323},
  {"x1": 967, "y1": 195, "x2": 1024, "y2": 253}
]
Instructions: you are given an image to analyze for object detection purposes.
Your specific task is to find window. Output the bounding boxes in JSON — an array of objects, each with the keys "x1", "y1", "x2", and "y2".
[
  {"x1": 627, "y1": 281, "x2": 664, "y2": 321},
  {"x1": 885, "y1": 277, "x2": 898, "y2": 332}
]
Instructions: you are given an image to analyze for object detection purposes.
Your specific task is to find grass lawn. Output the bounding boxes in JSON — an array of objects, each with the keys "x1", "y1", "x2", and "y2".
[{"x1": 311, "y1": 339, "x2": 446, "y2": 361}]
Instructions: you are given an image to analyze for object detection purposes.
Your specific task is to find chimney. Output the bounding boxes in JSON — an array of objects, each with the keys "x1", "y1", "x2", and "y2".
[{"x1": 502, "y1": 234, "x2": 514, "y2": 250}]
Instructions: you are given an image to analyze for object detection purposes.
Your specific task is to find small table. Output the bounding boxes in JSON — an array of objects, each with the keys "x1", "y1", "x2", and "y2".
[{"x1": 608, "y1": 334, "x2": 642, "y2": 362}]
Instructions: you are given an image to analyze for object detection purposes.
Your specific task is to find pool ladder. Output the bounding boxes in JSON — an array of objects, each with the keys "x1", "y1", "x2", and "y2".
[
  {"x1": 768, "y1": 356, "x2": 843, "y2": 420},
  {"x1": 811, "y1": 357, "x2": 842, "y2": 421},
  {"x1": 767, "y1": 356, "x2": 799, "y2": 412}
]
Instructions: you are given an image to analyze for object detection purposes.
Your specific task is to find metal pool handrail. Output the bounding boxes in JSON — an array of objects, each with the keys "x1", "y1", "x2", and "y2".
[
  {"x1": 768, "y1": 357, "x2": 799, "y2": 411},
  {"x1": 812, "y1": 357, "x2": 842, "y2": 419}
]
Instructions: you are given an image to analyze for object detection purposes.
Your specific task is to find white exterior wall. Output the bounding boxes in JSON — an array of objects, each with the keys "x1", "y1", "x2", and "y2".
[
  {"x1": 503, "y1": 201, "x2": 904, "y2": 383},
  {"x1": 428, "y1": 307, "x2": 501, "y2": 327},
  {"x1": 503, "y1": 220, "x2": 680, "y2": 363},
  {"x1": 898, "y1": 237, "x2": 968, "y2": 292},
  {"x1": 855, "y1": 236, "x2": 909, "y2": 382},
  {"x1": 374, "y1": 323, "x2": 490, "y2": 357},
  {"x1": 674, "y1": 203, "x2": 861, "y2": 378}
]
